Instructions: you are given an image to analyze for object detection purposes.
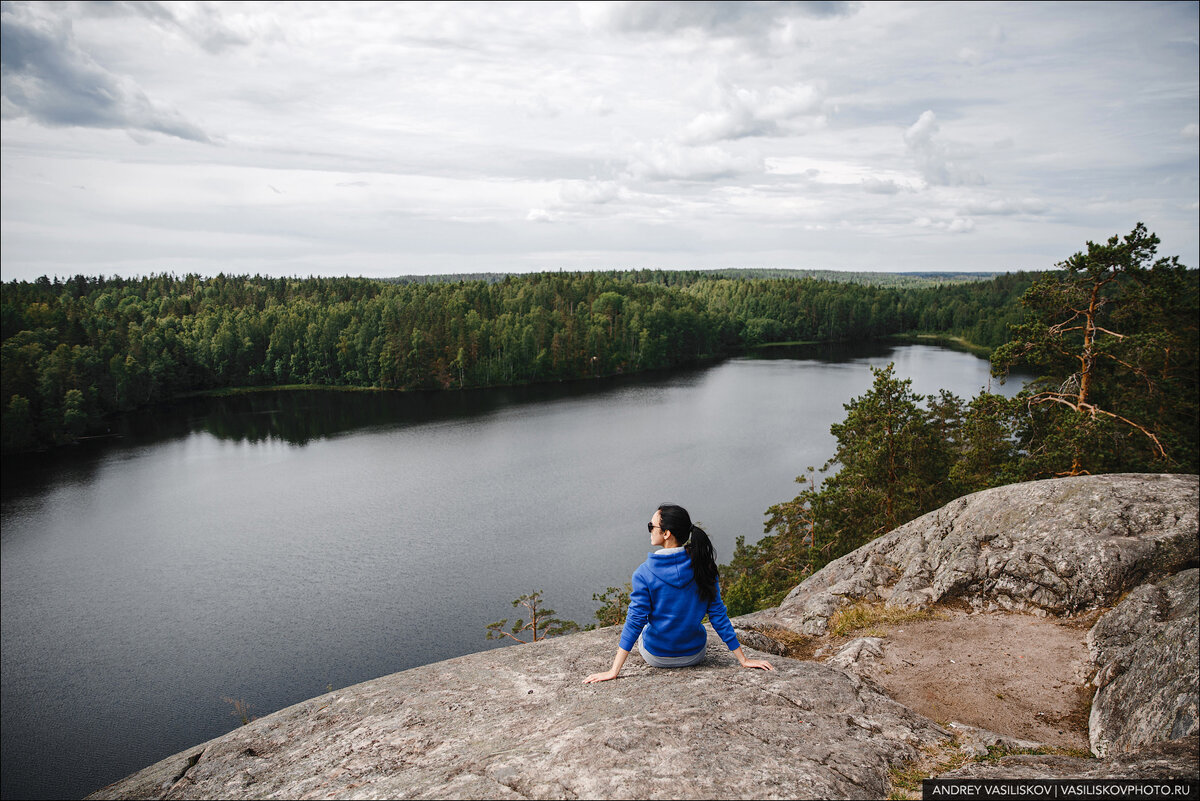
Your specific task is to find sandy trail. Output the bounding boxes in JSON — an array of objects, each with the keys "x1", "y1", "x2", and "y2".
[{"x1": 811, "y1": 609, "x2": 1097, "y2": 751}]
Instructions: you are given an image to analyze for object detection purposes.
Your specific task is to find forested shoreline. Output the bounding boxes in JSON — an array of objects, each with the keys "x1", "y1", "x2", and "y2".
[
  {"x1": 4, "y1": 226, "x2": 1197, "y2": 643},
  {"x1": 721, "y1": 225, "x2": 1199, "y2": 614},
  {"x1": 1, "y1": 269, "x2": 1030, "y2": 454}
]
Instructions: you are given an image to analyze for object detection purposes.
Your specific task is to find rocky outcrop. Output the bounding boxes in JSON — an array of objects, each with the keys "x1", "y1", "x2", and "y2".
[
  {"x1": 1088, "y1": 568, "x2": 1199, "y2": 757},
  {"x1": 749, "y1": 474, "x2": 1198, "y2": 636},
  {"x1": 738, "y1": 473, "x2": 1199, "y2": 768},
  {"x1": 88, "y1": 475, "x2": 1200, "y2": 799},
  {"x1": 89, "y1": 630, "x2": 950, "y2": 800}
]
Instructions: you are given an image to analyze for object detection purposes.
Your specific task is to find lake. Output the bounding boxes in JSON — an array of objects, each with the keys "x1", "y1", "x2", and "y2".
[{"x1": 0, "y1": 342, "x2": 1025, "y2": 800}]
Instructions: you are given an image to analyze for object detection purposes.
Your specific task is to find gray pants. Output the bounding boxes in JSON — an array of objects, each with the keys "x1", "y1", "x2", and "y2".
[{"x1": 637, "y1": 636, "x2": 706, "y2": 668}]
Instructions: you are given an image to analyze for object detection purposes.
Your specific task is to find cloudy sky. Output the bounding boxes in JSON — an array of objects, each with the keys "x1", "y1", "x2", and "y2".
[{"x1": 2, "y1": 1, "x2": 1197, "y2": 281}]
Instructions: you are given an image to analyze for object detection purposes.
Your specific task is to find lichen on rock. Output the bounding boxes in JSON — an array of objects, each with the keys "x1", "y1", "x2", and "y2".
[{"x1": 1088, "y1": 568, "x2": 1199, "y2": 757}]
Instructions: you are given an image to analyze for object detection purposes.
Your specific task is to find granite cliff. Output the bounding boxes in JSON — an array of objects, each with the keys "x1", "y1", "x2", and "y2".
[{"x1": 89, "y1": 474, "x2": 1199, "y2": 800}]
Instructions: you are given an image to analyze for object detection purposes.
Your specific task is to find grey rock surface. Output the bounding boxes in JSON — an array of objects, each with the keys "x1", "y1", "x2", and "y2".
[
  {"x1": 1088, "y1": 569, "x2": 1199, "y2": 757},
  {"x1": 826, "y1": 638, "x2": 885, "y2": 672},
  {"x1": 939, "y1": 735, "x2": 1199, "y2": 780},
  {"x1": 748, "y1": 474, "x2": 1198, "y2": 636},
  {"x1": 88, "y1": 629, "x2": 951, "y2": 800}
]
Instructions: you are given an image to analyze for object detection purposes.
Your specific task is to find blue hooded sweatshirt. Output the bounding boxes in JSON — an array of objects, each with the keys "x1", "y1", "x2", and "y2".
[{"x1": 618, "y1": 548, "x2": 741, "y2": 658}]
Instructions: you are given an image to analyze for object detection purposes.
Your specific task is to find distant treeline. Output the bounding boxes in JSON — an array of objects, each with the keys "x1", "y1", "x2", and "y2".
[
  {"x1": 385, "y1": 268, "x2": 1005, "y2": 287},
  {"x1": 1, "y1": 269, "x2": 1034, "y2": 453}
]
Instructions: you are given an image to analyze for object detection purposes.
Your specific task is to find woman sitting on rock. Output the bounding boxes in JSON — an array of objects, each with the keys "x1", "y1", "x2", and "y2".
[{"x1": 583, "y1": 503, "x2": 774, "y2": 682}]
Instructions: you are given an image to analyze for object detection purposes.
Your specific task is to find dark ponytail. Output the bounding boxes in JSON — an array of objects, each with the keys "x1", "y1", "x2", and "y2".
[{"x1": 658, "y1": 503, "x2": 720, "y2": 603}]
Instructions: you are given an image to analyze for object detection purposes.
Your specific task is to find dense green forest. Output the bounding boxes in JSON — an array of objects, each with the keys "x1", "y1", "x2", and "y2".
[
  {"x1": 720, "y1": 224, "x2": 1199, "y2": 614},
  {"x1": 2, "y1": 269, "x2": 1031, "y2": 453}
]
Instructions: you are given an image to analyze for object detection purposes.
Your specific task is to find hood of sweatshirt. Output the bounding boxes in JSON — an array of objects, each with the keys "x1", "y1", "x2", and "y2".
[{"x1": 646, "y1": 549, "x2": 694, "y2": 588}]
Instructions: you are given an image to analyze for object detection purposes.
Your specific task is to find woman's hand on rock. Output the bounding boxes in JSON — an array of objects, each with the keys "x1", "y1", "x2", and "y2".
[
  {"x1": 740, "y1": 657, "x2": 775, "y2": 671},
  {"x1": 732, "y1": 646, "x2": 775, "y2": 671},
  {"x1": 583, "y1": 668, "x2": 620, "y2": 683}
]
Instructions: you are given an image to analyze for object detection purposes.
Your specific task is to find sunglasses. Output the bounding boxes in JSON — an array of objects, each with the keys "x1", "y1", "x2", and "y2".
[{"x1": 647, "y1": 522, "x2": 662, "y2": 533}]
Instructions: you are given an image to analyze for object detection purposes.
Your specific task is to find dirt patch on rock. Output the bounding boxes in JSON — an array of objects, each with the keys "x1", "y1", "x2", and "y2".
[{"x1": 815, "y1": 609, "x2": 1095, "y2": 751}]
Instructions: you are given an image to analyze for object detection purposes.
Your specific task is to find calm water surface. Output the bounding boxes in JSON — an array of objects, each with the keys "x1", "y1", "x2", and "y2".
[{"x1": 1, "y1": 343, "x2": 1024, "y2": 799}]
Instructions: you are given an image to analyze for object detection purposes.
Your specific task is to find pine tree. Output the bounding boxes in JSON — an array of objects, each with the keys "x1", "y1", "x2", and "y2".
[
  {"x1": 485, "y1": 591, "x2": 579, "y2": 644},
  {"x1": 993, "y1": 223, "x2": 1198, "y2": 474}
]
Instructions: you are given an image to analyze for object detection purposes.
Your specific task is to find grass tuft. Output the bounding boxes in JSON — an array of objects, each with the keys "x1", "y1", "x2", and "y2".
[
  {"x1": 828, "y1": 600, "x2": 944, "y2": 638},
  {"x1": 887, "y1": 742, "x2": 970, "y2": 799}
]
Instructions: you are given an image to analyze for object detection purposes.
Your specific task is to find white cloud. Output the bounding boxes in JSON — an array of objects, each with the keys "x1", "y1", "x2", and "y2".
[
  {"x1": 903, "y1": 110, "x2": 984, "y2": 187},
  {"x1": 915, "y1": 216, "x2": 975, "y2": 234},
  {"x1": 0, "y1": 3, "x2": 210, "y2": 142},
  {"x1": 580, "y1": 1, "x2": 859, "y2": 38},
  {"x1": 682, "y1": 100, "x2": 759, "y2": 143},
  {"x1": 525, "y1": 94, "x2": 561, "y2": 119},
  {"x1": 624, "y1": 140, "x2": 763, "y2": 181},
  {"x1": 1, "y1": 1, "x2": 1197, "y2": 280},
  {"x1": 86, "y1": 0, "x2": 253, "y2": 54},
  {"x1": 963, "y1": 197, "x2": 1048, "y2": 216},
  {"x1": 589, "y1": 95, "x2": 614, "y2": 116},
  {"x1": 681, "y1": 81, "x2": 825, "y2": 143},
  {"x1": 956, "y1": 47, "x2": 983, "y2": 66},
  {"x1": 861, "y1": 177, "x2": 903, "y2": 194},
  {"x1": 558, "y1": 180, "x2": 623, "y2": 205},
  {"x1": 768, "y1": 156, "x2": 915, "y2": 189}
]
